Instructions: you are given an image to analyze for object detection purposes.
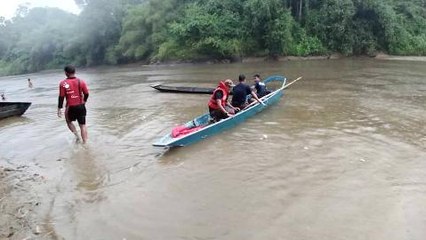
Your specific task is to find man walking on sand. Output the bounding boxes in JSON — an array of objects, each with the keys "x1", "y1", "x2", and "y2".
[{"x1": 57, "y1": 65, "x2": 89, "y2": 144}]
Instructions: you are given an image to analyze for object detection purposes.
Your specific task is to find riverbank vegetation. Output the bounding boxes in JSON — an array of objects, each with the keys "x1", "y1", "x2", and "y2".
[{"x1": 0, "y1": 0, "x2": 425, "y2": 76}]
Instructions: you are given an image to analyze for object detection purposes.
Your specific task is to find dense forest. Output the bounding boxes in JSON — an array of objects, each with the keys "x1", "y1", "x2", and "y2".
[{"x1": 0, "y1": 0, "x2": 425, "y2": 76}]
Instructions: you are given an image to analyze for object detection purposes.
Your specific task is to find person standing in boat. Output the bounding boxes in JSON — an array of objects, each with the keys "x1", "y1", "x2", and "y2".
[
  {"x1": 208, "y1": 79, "x2": 239, "y2": 122},
  {"x1": 252, "y1": 74, "x2": 271, "y2": 98},
  {"x1": 231, "y1": 74, "x2": 265, "y2": 109},
  {"x1": 57, "y1": 65, "x2": 89, "y2": 144}
]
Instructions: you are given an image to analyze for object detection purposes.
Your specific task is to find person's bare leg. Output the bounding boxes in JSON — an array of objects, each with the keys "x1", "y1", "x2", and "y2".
[
  {"x1": 66, "y1": 121, "x2": 80, "y2": 142},
  {"x1": 79, "y1": 124, "x2": 88, "y2": 144},
  {"x1": 64, "y1": 108, "x2": 80, "y2": 141}
]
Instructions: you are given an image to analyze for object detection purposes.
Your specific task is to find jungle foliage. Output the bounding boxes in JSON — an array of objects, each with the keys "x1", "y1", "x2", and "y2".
[{"x1": 0, "y1": 0, "x2": 425, "y2": 75}]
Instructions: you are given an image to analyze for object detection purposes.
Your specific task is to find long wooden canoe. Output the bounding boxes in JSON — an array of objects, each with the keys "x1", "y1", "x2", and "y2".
[
  {"x1": 151, "y1": 84, "x2": 215, "y2": 94},
  {"x1": 0, "y1": 102, "x2": 31, "y2": 119},
  {"x1": 151, "y1": 75, "x2": 285, "y2": 94},
  {"x1": 153, "y1": 75, "x2": 299, "y2": 148}
]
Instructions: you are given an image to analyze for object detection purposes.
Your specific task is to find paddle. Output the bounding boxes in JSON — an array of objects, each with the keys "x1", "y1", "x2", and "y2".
[
  {"x1": 280, "y1": 76, "x2": 303, "y2": 90},
  {"x1": 244, "y1": 76, "x2": 303, "y2": 109}
]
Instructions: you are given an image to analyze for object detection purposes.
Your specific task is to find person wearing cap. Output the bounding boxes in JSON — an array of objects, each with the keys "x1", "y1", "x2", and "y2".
[
  {"x1": 253, "y1": 74, "x2": 271, "y2": 98},
  {"x1": 208, "y1": 79, "x2": 239, "y2": 122},
  {"x1": 231, "y1": 74, "x2": 265, "y2": 109}
]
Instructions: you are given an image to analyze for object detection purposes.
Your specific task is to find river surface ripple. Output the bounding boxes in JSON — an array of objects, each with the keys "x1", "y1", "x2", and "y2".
[{"x1": 0, "y1": 59, "x2": 425, "y2": 239}]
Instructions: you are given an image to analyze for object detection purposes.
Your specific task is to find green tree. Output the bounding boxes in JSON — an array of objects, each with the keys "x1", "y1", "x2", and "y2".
[
  {"x1": 117, "y1": 0, "x2": 185, "y2": 62},
  {"x1": 1, "y1": 0, "x2": 426, "y2": 76},
  {"x1": 166, "y1": 2, "x2": 244, "y2": 61},
  {"x1": 306, "y1": 0, "x2": 355, "y2": 54},
  {"x1": 67, "y1": 0, "x2": 125, "y2": 66},
  {"x1": 0, "y1": 7, "x2": 77, "y2": 75}
]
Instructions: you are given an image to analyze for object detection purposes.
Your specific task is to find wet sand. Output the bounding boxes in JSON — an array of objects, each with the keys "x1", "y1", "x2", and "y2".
[{"x1": 0, "y1": 166, "x2": 44, "y2": 239}]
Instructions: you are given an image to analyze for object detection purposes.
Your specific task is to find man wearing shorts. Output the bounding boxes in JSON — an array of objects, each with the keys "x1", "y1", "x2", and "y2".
[{"x1": 57, "y1": 65, "x2": 89, "y2": 144}]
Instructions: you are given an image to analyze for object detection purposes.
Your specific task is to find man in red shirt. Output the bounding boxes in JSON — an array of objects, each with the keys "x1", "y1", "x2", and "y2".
[{"x1": 57, "y1": 65, "x2": 89, "y2": 144}]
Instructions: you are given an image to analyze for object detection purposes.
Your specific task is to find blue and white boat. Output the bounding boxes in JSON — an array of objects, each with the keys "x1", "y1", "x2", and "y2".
[{"x1": 153, "y1": 75, "x2": 301, "y2": 148}]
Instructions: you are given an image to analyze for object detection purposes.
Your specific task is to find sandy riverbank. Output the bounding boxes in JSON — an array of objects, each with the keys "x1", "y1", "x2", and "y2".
[
  {"x1": 374, "y1": 53, "x2": 426, "y2": 62},
  {"x1": 0, "y1": 166, "x2": 45, "y2": 239},
  {"x1": 163, "y1": 53, "x2": 426, "y2": 65},
  {"x1": 2, "y1": 53, "x2": 425, "y2": 77},
  {"x1": 242, "y1": 54, "x2": 341, "y2": 63}
]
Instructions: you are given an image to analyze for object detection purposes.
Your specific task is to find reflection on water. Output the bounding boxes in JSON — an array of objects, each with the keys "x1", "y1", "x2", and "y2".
[{"x1": 0, "y1": 59, "x2": 425, "y2": 239}]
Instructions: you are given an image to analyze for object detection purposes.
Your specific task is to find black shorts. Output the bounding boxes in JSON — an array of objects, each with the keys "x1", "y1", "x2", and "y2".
[
  {"x1": 209, "y1": 108, "x2": 227, "y2": 122},
  {"x1": 67, "y1": 104, "x2": 86, "y2": 125},
  {"x1": 209, "y1": 106, "x2": 234, "y2": 122}
]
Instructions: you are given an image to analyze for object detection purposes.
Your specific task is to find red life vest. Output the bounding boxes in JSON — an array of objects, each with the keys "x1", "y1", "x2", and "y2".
[{"x1": 208, "y1": 81, "x2": 230, "y2": 110}]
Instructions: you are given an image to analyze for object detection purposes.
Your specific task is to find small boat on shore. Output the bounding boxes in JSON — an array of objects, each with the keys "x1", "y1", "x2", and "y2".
[
  {"x1": 153, "y1": 75, "x2": 301, "y2": 148},
  {"x1": 0, "y1": 102, "x2": 32, "y2": 119},
  {"x1": 151, "y1": 84, "x2": 215, "y2": 94}
]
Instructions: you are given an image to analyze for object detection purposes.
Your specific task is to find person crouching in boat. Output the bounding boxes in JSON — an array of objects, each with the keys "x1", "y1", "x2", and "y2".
[
  {"x1": 253, "y1": 74, "x2": 271, "y2": 98},
  {"x1": 208, "y1": 79, "x2": 239, "y2": 122}
]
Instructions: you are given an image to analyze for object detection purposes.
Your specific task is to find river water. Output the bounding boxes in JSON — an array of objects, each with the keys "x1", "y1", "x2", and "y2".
[{"x1": 0, "y1": 58, "x2": 425, "y2": 239}]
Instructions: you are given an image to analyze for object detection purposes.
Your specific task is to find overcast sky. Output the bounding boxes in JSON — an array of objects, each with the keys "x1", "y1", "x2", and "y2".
[{"x1": 0, "y1": 0, "x2": 80, "y2": 19}]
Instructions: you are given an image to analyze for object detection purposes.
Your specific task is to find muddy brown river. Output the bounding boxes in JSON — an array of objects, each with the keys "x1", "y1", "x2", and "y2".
[{"x1": 1, "y1": 58, "x2": 425, "y2": 239}]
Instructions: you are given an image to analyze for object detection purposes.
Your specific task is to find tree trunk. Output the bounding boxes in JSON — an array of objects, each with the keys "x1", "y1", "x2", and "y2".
[{"x1": 305, "y1": 0, "x2": 309, "y2": 20}]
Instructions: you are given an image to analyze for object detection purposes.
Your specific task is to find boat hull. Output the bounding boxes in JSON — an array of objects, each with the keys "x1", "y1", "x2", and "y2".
[
  {"x1": 151, "y1": 84, "x2": 215, "y2": 94},
  {"x1": 0, "y1": 102, "x2": 32, "y2": 119}
]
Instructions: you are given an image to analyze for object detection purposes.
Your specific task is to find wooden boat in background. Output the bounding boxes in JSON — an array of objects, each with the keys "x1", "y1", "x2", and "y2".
[
  {"x1": 0, "y1": 102, "x2": 31, "y2": 119},
  {"x1": 153, "y1": 75, "x2": 301, "y2": 148},
  {"x1": 151, "y1": 75, "x2": 285, "y2": 94},
  {"x1": 151, "y1": 84, "x2": 215, "y2": 94}
]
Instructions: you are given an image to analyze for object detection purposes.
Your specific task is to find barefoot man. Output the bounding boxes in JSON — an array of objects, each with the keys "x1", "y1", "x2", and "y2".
[{"x1": 57, "y1": 65, "x2": 89, "y2": 143}]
